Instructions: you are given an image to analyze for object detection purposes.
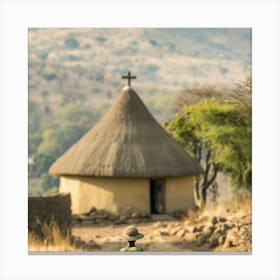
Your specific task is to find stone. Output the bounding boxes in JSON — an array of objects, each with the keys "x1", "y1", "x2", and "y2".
[
  {"x1": 219, "y1": 217, "x2": 228, "y2": 223},
  {"x1": 211, "y1": 216, "x2": 218, "y2": 225},
  {"x1": 197, "y1": 234, "x2": 208, "y2": 247},
  {"x1": 223, "y1": 238, "x2": 234, "y2": 249},
  {"x1": 90, "y1": 206, "x2": 97, "y2": 213},
  {"x1": 189, "y1": 226, "x2": 199, "y2": 233},
  {"x1": 159, "y1": 230, "x2": 169, "y2": 236},
  {"x1": 153, "y1": 221, "x2": 164, "y2": 228},
  {"x1": 209, "y1": 235, "x2": 219, "y2": 248},
  {"x1": 169, "y1": 226, "x2": 182, "y2": 236},
  {"x1": 222, "y1": 223, "x2": 232, "y2": 232},
  {"x1": 131, "y1": 212, "x2": 140, "y2": 219},
  {"x1": 218, "y1": 235, "x2": 227, "y2": 245},
  {"x1": 176, "y1": 229, "x2": 186, "y2": 238}
]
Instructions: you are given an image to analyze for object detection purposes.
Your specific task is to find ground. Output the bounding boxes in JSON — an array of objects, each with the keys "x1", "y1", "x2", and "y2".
[
  {"x1": 70, "y1": 200, "x2": 252, "y2": 253},
  {"x1": 28, "y1": 198, "x2": 252, "y2": 253}
]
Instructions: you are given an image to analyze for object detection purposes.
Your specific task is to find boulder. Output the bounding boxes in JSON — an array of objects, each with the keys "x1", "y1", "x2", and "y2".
[
  {"x1": 176, "y1": 229, "x2": 186, "y2": 238},
  {"x1": 222, "y1": 223, "x2": 232, "y2": 232},
  {"x1": 208, "y1": 235, "x2": 219, "y2": 248},
  {"x1": 153, "y1": 221, "x2": 164, "y2": 228},
  {"x1": 159, "y1": 230, "x2": 169, "y2": 236},
  {"x1": 169, "y1": 226, "x2": 182, "y2": 236},
  {"x1": 211, "y1": 216, "x2": 218, "y2": 225},
  {"x1": 90, "y1": 206, "x2": 97, "y2": 213},
  {"x1": 219, "y1": 217, "x2": 228, "y2": 223},
  {"x1": 197, "y1": 234, "x2": 208, "y2": 247},
  {"x1": 218, "y1": 235, "x2": 227, "y2": 245}
]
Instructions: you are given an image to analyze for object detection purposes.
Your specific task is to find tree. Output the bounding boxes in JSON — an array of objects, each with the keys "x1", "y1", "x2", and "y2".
[
  {"x1": 40, "y1": 173, "x2": 59, "y2": 192},
  {"x1": 166, "y1": 77, "x2": 252, "y2": 208},
  {"x1": 33, "y1": 153, "x2": 56, "y2": 175},
  {"x1": 64, "y1": 36, "x2": 79, "y2": 49},
  {"x1": 166, "y1": 107, "x2": 220, "y2": 209}
]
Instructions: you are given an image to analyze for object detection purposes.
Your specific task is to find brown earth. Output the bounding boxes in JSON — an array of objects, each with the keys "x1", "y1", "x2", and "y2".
[{"x1": 71, "y1": 200, "x2": 252, "y2": 253}]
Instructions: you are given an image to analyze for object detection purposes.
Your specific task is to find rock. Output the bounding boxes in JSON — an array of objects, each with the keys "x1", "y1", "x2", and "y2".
[
  {"x1": 131, "y1": 212, "x2": 140, "y2": 219},
  {"x1": 218, "y1": 235, "x2": 227, "y2": 245},
  {"x1": 90, "y1": 206, "x2": 97, "y2": 213},
  {"x1": 219, "y1": 217, "x2": 227, "y2": 223},
  {"x1": 214, "y1": 228, "x2": 223, "y2": 235},
  {"x1": 169, "y1": 226, "x2": 182, "y2": 236},
  {"x1": 197, "y1": 234, "x2": 208, "y2": 247},
  {"x1": 211, "y1": 216, "x2": 218, "y2": 225},
  {"x1": 222, "y1": 223, "x2": 232, "y2": 232},
  {"x1": 159, "y1": 230, "x2": 169, "y2": 236},
  {"x1": 189, "y1": 226, "x2": 199, "y2": 233},
  {"x1": 176, "y1": 229, "x2": 186, "y2": 238},
  {"x1": 209, "y1": 235, "x2": 219, "y2": 248},
  {"x1": 153, "y1": 221, "x2": 164, "y2": 228},
  {"x1": 223, "y1": 238, "x2": 234, "y2": 249}
]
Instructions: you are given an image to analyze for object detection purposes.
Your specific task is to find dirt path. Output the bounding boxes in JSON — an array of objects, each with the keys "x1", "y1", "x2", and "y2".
[{"x1": 72, "y1": 221, "x2": 209, "y2": 252}]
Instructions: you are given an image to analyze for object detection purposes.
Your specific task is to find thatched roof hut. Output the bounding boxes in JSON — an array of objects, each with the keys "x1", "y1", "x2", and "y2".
[
  {"x1": 50, "y1": 85, "x2": 202, "y2": 215},
  {"x1": 50, "y1": 86, "x2": 202, "y2": 177}
]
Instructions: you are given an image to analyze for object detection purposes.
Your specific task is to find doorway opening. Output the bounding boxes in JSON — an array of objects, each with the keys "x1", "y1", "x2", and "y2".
[{"x1": 150, "y1": 179, "x2": 166, "y2": 214}]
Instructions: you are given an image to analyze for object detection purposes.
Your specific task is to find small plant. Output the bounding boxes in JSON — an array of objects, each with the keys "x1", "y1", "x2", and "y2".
[
  {"x1": 95, "y1": 36, "x2": 107, "y2": 43},
  {"x1": 64, "y1": 37, "x2": 79, "y2": 49},
  {"x1": 28, "y1": 217, "x2": 74, "y2": 252}
]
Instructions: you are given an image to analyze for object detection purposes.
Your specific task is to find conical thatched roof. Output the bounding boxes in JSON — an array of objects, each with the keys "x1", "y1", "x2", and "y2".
[{"x1": 49, "y1": 86, "x2": 203, "y2": 177}]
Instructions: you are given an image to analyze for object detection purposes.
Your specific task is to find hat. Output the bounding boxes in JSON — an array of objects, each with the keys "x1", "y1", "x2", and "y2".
[{"x1": 121, "y1": 226, "x2": 144, "y2": 241}]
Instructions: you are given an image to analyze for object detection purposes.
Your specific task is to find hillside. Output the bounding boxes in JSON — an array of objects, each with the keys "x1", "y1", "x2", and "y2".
[{"x1": 28, "y1": 28, "x2": 251, "y2": 194}]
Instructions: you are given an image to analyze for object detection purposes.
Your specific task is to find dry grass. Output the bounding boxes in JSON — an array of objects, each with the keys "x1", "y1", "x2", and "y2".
[{"x1": 28, "y1": 218, "x2": 78, "y2": 252}]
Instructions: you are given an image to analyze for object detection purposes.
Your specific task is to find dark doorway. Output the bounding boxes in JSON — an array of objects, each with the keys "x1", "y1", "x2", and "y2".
[{"x1": 150, "y1": 179, "x2": 165, "y2": 214}]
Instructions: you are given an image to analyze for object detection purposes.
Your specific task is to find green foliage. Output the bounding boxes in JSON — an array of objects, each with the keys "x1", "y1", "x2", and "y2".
[
  {"x1": 40, "y1": 173, "x2": 59, "y2": 192},
  {"x1": 38, "y1": 51, "x2": 49, "y2": 61},
  {"x1": 66, "y1": 55, "x2": 81, "y2": 61},
  {"x1": 218, "y1": 65, "x2": 228, "y2": 75},
  {"x1": 28, "y1": 133, "x2": 42, "y2": 155},
  {"x1": 167, "y1": 98, "x2": 251, "y2": 191},
  {"x1": 149, "y1": 39, "x2": 158, "y2": 47},
  {"x1": 45, "y1": 186, "x2": 59, "y2": 194},
  {"x1": 43, "y1": 72, "x2": 57, "y2": 81},
  {"x1": 84, "y1": 43, "x2": 91, "y2": 49},
  {"x1": 146, "y1": 64, "x2": 159, "y2": 73},
  {"x1": 33, "y1": 153, "x2": 56, "y2": 175},
  {"x1": 64, "y1": 36, "x2": 79, "y2": 49},
  {"x1": 37, "y1": 123, "x2": 88, "y2": 157},
  {"x1": 95, "y1": 36, "x2": 107, "y2": 43}
]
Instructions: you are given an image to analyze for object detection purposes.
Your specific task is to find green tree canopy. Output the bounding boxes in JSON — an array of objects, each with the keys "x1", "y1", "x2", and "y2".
[{"x1": 167, "y1": 97, "x2": 251, "y2": 193}]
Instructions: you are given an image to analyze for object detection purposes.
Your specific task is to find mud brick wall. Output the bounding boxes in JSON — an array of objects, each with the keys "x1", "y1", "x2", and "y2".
[{"x1": 28, "y1": 194, "x2": 72, "y2": 241}]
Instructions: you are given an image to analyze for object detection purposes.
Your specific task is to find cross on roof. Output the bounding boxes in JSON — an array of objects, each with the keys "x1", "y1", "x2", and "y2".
[{"x1": 122, "y1": 71, "x2": 136, "y2": 86}]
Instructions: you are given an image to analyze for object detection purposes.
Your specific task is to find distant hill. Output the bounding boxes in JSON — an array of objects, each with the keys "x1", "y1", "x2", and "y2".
[{"x1": 28, "y1": 28, "x2": 251, "y2": 123}]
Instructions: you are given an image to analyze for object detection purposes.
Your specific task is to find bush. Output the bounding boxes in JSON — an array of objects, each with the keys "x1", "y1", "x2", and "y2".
[
  {"x1": 40, "y1": 173, "x2": 59, "y2": 192},
  {"x1": 38, "y1": 51, "x2": 49, "y2": 61},
  {"x1": 67, "y1": 55, "x2": 81, "y2": 61},
  {"x1": 43, "y1": 73, "x2": 57, "y2": 81},
  {"x1": 149, "y1": 39, "x2": 157, "y2": 47},
  {"x1": 95, "y1": 36, "x2": 107, "y2": 43},
  {"x1": 64, "y1": 37, "x2": 79, "y2": 49},
  {"x1": 33, "y1": 153, "x2": 56, "y2": 175}
]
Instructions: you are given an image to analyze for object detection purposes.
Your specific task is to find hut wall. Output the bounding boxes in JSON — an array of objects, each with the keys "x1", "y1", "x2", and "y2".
[
  {"x1": 59, "y1": 176, "x2": 150, "y2": 214},
  {"x1": 165, "y1": 176, "x2": 195, "y2": 212}
]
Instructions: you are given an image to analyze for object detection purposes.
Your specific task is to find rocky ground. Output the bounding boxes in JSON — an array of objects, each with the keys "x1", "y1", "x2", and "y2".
[{"x1": 71, "y1": 202, "x2": 252, "y2": 253}]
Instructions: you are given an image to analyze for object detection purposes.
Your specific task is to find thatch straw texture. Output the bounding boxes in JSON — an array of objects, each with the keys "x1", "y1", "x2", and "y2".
[{"x1": 49, "y1": 86, "x2": 203, "y2": 177}]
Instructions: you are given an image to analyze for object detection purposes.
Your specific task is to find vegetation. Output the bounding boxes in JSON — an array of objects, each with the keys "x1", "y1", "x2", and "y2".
[
  {"x1": 28, "y1": 28, "x2": 251, "y2": 195},
  {"x1": 166, "y1": 77, "x2": 252, "y2": 208}
]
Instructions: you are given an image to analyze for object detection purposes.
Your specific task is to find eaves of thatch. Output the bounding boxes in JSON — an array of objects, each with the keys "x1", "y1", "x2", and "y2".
[{"x1": 49, "y1": 86, "x2": 203, "y2": 178}]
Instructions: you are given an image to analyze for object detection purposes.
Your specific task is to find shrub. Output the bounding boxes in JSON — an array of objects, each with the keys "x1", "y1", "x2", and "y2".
[
  {"x1": 43, "y1": 72, "x2": 57, "y2": 81},
  {"x1": 64, "y1": 37, "x2": 79, "y2": 49},
  {"x1": 95, "y1": 36, "x2": 107, "y2": 43}
]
